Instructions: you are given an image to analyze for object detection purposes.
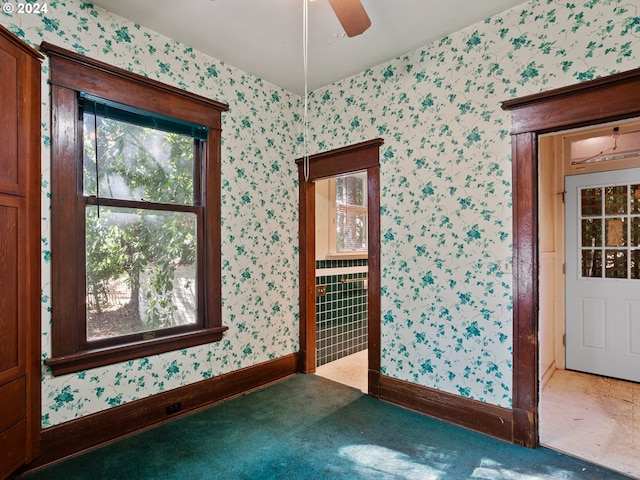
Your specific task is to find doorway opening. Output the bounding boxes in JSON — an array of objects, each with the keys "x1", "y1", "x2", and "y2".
[
  {"x1": 501, "y1": 66, "x2": 640, "y2": 449},
  {"x1": 538, "y1": 119, "x2": 640, "y2": 477},
  {"x1": 296, "y1": 139, "x2": 383, "y2": 396},
  {"x1": 314, "y1": 172, "x2": 369, "y2": 392}
]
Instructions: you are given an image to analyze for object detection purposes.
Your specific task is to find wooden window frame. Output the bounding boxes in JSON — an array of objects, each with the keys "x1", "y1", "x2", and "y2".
[{"x1": 42, "y1": 43, "x2": 229, "y2": 376}]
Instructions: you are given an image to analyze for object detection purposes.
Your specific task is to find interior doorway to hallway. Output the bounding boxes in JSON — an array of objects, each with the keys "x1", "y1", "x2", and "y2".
[
  {"x1": 296, "y1": 139, "x2": 383, "y2": 396},
  {"x1": 501, "y1": 66, "x2": 640, "y2": 450},
  {"x1": 313, "y1": 173, "x2": 369, "y2": 392},
  {"x1": 537, "y1": 120, "x2": 640, "y2": 478}
]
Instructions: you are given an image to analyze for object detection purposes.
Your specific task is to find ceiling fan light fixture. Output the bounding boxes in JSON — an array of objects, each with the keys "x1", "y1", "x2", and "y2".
[{"x1": 327, "y1": 0, "x2": 371, "y2": 38}]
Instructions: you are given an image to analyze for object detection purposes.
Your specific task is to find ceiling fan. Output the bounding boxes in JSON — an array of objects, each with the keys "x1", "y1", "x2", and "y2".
[{"x1": 327, "y1": 0, "x2": 371, "y2": 37}]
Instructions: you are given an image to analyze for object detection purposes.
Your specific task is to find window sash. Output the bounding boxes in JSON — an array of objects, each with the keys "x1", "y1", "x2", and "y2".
[
  {"x1": 82, "y1": 110, "x2": 202, "y2": 207},
  {"x1": 336, "y1": 174, "x2": 367, "y2": 207},
  {"x1": 79, "y1": 101, "x2": 207, "y2": 348},
  {"x1": 329, "y1": 172, "x2": 369, "y2": 255},
  {"x1": 83, "y1": 205, "x2": 203, "y2": 349}
]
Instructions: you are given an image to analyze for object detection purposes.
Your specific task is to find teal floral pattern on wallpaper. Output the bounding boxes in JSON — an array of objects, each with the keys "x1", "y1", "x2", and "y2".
[
  {"x1": 307, "y1": 0, "x2": 639, "y2": 407},
  {"x1": 1, "y1": 0, "x2": 639, "y2": 424},
  {"x1": 2, "y1": 0, "x2": 300, "y2": 427}
]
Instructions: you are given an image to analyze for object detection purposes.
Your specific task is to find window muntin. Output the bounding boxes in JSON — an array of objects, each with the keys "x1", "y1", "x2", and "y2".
[{"x1": 580, "y1": 183, "x2": 640, "y2": 279}]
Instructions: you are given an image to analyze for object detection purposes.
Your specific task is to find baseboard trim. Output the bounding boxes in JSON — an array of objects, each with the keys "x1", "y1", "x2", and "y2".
[
  {"x1": 540, "y1": 361, "x2": 556, "y2": 389},
  {"x1": 378, "y1": 375, "x2": 514, "y2": 443},
  {"x1": 22, "y1": 353, "x2": 300, "y2": 474},
  {"x1": 367, "y1": 368, "x2": 380, "y2": 397}
]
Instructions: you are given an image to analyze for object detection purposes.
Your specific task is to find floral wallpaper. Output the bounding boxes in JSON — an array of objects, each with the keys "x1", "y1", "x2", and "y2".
[
  {"x1": 1, "y1": 0, "x2": 639, "y2": 426},
  {"x1": 1, "y1": 0, "x2": 300, "y2": 427},
  {"x1": 306, "y1": 0, "x2": 639, "y2": 407}
]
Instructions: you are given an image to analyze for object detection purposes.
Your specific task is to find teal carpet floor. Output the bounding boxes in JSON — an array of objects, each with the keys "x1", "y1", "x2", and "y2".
[{"x1": 21, "y1": 374, "x2": 632, "y2": 479}]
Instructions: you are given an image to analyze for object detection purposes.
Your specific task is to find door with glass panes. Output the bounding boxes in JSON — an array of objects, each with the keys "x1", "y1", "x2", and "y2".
[{"x1": 565, "y1": 168, "x2": 640, "y2": 382}]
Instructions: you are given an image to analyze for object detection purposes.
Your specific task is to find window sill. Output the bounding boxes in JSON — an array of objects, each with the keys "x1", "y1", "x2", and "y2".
[
  {"x1": 325, "y1": 252, "x2": 368, "y2": 260},
  {"x1": 44, "y1": 326, "x2": 228, "y2": 376}
]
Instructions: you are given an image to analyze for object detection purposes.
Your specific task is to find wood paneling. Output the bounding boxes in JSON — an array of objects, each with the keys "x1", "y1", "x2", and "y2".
[
  {"x1": 40, "y1": 42, "x2": 228, "y2": 129},
  {"x1": 295, "y1": 139, "x2": 384, "y2": 180},
  {"x1": 0, "y1": 201, "x2": 20, "y2": 378},
  {"x1": 0, "y1": 24, "x2": 42, "y2": 480},
  {"x1": 0, "y1": 378, "x2": 26, "y2": 434},
  {"x1": 366, "y1": 165, "x2": 381, "y2": 397},
  {"x1": 0, "y1": 46, "x2": 19, "y2": 193},
  {"x1": 298, "y1": 177, "x2": 316, "y2": 372},
  {"x1": 510, "y1": 131, "x2": 539, "y2": 447},
  {"x1": 501, "y1": 69, "x2": 640, "y2": 135},
  {"x1": 0, "y1": 421, "x2": 27, "y2": 478}
]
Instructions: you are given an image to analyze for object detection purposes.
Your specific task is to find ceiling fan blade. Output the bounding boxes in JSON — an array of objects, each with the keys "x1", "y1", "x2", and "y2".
[{"x1": 327, "y1": 0, "x2": 371, "y2": 37}]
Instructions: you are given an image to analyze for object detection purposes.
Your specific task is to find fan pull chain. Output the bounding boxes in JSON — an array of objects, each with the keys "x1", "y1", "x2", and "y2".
[
  {"x1": 93, "y1": 102, "x2": 100, "y2": 218},
  {"x1": 303, "y1": 0, "x2": 310, "y2": 182}
]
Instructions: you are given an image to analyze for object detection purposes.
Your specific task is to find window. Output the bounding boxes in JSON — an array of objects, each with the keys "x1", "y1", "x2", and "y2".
[
  {"x1": 579, "y1": 183, "x2": 640, "y2": 279},
  {"x1": 82, "y1": 94, "x2": 206, "y2": 341},
  {"x1": 330, "y1": 172, "x2": 368, "y2": 255},
  {"x1": 42, "y1": 43, "x2": 228, "y2": 375}
]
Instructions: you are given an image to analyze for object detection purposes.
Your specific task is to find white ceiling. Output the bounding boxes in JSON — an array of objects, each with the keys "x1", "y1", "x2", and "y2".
[{"x1": 91, "y1": 0, "x2": 526, "y2": 95}]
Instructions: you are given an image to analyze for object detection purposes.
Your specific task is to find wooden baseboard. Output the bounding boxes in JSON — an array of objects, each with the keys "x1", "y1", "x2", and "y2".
[
  {"x1": 21, "y1": 353, "x2": 300, "y2": 474},
  {"x1": 378, "y1": 375, "x2": 514, "y2": 443},
  {"x1": 367, "y1": 368, "x2": 380, "y2": 397},
  {"x1": 21, "y1": 357, "x2": 519, "y2": 475},
  {"x1": 540, "y1": 361, "x2": 556, "y2": 389}
]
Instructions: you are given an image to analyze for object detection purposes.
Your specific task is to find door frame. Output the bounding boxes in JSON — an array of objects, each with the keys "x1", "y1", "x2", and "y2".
[
  {"x1": 296, "y1": 138, "x2": 384, "y2": 396},
  {"x1": 502, "y1": 67, "x2": 640, "y2": 447}
]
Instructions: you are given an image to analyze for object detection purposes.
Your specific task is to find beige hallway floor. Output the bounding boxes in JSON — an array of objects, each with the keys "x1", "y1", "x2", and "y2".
[
  {"x1": 315, "y1": 349, "x2": 368, "y2": 393},
  {"x1": 540, "y1": 369, "x2": 640, "y2": 478}
]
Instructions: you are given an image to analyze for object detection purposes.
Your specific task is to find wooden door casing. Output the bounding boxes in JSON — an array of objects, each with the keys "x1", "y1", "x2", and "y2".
[
  {"x1": 502, "y1": 67, "x2": 640, "y2": 447},
  {"x1": 295, "y1": 139, "x2": 383, "y2": 395}
]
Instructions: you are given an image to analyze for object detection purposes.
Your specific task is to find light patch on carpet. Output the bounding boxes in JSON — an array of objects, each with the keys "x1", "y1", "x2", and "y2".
[
  {"x1": 471, "y1": 459, "x2": 575, "y2": 479},
  {"x1": 339, "y1": 444, "x2": 445, "y2": 479}
]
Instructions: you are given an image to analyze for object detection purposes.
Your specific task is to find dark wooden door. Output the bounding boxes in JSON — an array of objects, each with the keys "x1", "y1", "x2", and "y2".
[{"x1": 0, "y1": 25, "x2": 42, "y2": 480}]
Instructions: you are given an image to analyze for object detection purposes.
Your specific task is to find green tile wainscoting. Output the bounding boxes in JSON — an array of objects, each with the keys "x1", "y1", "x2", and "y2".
[{"x1": 315, "y1": 259, "x2": 368, "y2": 367}]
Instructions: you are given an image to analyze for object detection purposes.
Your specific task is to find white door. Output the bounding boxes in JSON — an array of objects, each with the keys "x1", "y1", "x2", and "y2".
[{"x1": 565, "y1": 168, "x2": 640, "y2": 382}]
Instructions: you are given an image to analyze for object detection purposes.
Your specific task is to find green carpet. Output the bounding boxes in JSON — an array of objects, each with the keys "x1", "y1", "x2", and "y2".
[{"x1": 21, "y1": 374, "x2": 632, "y2": 479}]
